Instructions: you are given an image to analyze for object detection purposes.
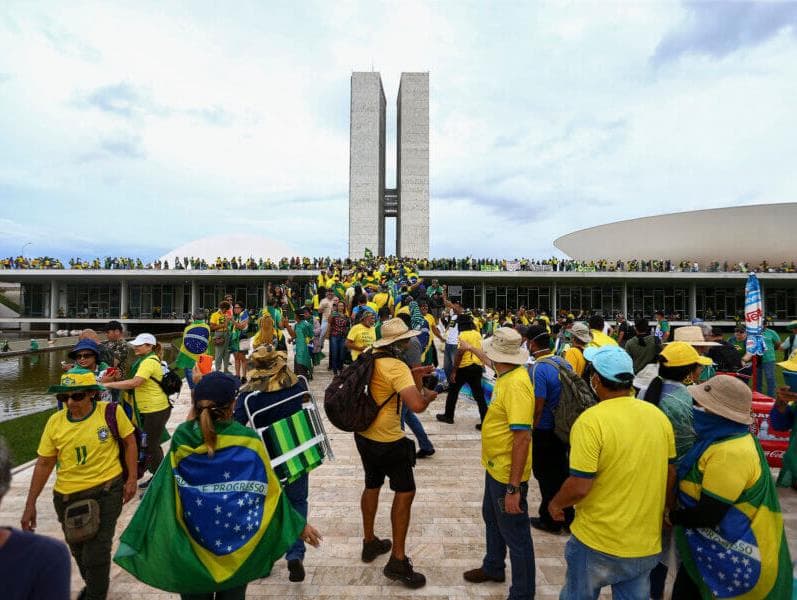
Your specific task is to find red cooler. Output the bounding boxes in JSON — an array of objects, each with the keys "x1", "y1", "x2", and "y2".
[{"x1": 750, "y1": 392, "x2": 790, "y2": 468}]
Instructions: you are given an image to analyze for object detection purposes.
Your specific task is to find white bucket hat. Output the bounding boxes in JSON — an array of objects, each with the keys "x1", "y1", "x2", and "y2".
[{"x1": 483, "y1": 327, "x2": 529, "y2": 365}]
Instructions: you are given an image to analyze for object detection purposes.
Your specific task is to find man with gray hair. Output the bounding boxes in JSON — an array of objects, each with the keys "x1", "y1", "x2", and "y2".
[{"x1": 0, "y1": 437, "x2": 71, "y2": 598}]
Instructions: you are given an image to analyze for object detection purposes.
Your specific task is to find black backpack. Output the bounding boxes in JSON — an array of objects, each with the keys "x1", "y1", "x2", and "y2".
[
  {"x1": 324, "y1": 350, "x2": 399, "y2": 432},
  {"x1": 147, "y1": 356, "x2": 183, "y2": 398},
  {"x1": 535, "y1": 357, "x2": 596, "y2": 444}
]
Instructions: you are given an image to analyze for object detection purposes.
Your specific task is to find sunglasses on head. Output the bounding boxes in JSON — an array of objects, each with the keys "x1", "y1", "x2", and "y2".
[
  {"x1": 56, "y1": 391, "x2": 91, "y2": 402},
  {"x1": 74, "y1": 352, "x2": 96, "y2": 360}
]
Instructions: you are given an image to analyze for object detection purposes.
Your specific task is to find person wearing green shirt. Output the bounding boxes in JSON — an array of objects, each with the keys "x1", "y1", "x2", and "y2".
[
  {"x1": 757, "y1": 323, "x2": 781, "y2": 396},
  {"x1": 654, "y1": 310, "x2": 670, "y2": 343},
  {"x1": 286, "y1": 306, "x2": 314, "y2": 380}
]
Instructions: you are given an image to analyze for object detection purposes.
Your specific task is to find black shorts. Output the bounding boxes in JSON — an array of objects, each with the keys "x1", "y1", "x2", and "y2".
[{"x1": 354, "y1": 434, "x2": 416, "y2": 493}]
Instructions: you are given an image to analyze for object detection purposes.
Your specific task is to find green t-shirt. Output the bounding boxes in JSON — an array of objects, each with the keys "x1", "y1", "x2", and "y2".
[
  {"x1": 762, "y1": 328, "x2": 781, "y2": 363},
  {"x1": 729, "y1": 335, "x2": 746, "y2": 356}
]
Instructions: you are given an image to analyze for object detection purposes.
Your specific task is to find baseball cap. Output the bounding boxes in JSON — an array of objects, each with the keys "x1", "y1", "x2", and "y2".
[
  {"x1": 583, "y1": 346, "x2": 634, "y2": 383},
  {"x1": 193, "y1": 371, "x2": 239, "y2": 408},
  {"x1": 130, "y1": 333, "x2": 157, "y2": 346},
  {"x1": 659, "y1": 341, "x2": 713, "y2": 367}
]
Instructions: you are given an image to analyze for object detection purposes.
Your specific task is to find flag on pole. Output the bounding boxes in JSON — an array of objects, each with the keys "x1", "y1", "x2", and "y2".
[
  {"x1": 744, "y1": 273, "x2": 766, "y2": 356},
  {"x1": 114, "y1": 420, "x2": 305, "y2": 594}
]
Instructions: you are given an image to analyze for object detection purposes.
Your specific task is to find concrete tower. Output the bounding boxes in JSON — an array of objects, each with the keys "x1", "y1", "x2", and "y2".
[
  {"x1": 349, "y1": 72, "x2": 386, "y2": 258},
  {"x1": 348, "y1": 71, "x2": 429, "y2": 258}
]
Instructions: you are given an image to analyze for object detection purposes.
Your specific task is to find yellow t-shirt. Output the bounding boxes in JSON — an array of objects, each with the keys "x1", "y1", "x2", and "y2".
[
  {"x1": 396, "y1": 305, "x2": 410, "y2": 316},
  {"x1": 373, "y1": 292, "x2": 393, "y2": 310},
  {"x1": 134, "y1": 357, "x2": 170, "y2": 413},
  {"x1": 458, "y1": 330, "x2": 483, "y2": 368},
  {"x1": 563, "y1": 346, "x2": 586, "y2": 376},
  {"x1": 346, "y1": 324, "x2": 376, "y2": 361},
  {"x1": 679, "y1": 435, "x2": 761, "y2": 504},
  {"x1": 209, "y1": 310, "x2": 227, "y2": 328},
  {"x1": 359, "y1": 357, "x2": 416, "y2": 443},
  {"x1": 588, "y1": 330, "x2": 618, "y2": 347},
  {"x1": 569, "y1": 396, "x2": 676, "y2": 558},
  {"x1": 481, "y1": 366, "x2": 534, "y2": 484},
  {"x1": 38, "y1": 401, "x2": 135, "y2": 494}
]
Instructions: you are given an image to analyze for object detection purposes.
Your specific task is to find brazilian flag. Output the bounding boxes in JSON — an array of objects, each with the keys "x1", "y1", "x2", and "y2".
[
  {"x1": 179, "y1": 322, "x2": 211, "y2": 362},
  {"x1": 675, "y1": 439, "x2": 792, "y2": 599},
  {"x1": 114, "y1": 420, "x2": 305, "y2": 593}
]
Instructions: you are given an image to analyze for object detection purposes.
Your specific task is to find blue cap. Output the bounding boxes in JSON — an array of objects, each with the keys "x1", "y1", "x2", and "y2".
[
  {"x1": 68, "y1": 338, "x2": 100, "y2": 360},
  {"x1": 193, "y1": 372, "x2": 239, "y2": 407},
  {"x1": 583, "y1": 346, "x2": 634, "y2": 383}
]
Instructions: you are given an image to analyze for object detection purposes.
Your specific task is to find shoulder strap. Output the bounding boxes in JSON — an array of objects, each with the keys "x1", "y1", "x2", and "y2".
[{"x1": 105, "y1": 402, "x2": 120, "y2": 441}]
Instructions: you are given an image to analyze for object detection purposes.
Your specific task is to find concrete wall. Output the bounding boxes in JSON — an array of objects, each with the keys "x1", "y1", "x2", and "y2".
[
  {"x1": 348, "y1": 72, "x2": 386, "y2": 258},
  {"x1": 396, "y1": 72, "x2": 430, "y2": 258}
]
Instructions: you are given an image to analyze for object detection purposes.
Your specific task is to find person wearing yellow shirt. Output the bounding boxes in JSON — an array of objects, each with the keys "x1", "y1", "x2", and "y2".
[
  {"x1": 420, "y1": 300, "x2": 444, "y2": 366},
  {"x1": 354, "y1": 320, "x2": 437, "y2": 588},
  {"x1": 346, "y1": 309, "x2": 377, "y2": 361},
  {"x1": 587, "y1": 315, "x2": 618, "y2": 347},
  {"x1": 436, "y1": 314, "x2": 487, "y2": 427},
  {"x1": 563, "y1": 322, "x2": 592, "y2": 376},
  {"x1": 549, "y1": 346, "x2": 675, "y2": 599},
  {"x1": 459, "y1": 328, "x2": 535, "y2": 600},
  {"x1": 22, "y1": 370, "x2": 138, "y2": 600},
  {"x1": 104, "y1": 333, "x2": 171, "y2": 485}
]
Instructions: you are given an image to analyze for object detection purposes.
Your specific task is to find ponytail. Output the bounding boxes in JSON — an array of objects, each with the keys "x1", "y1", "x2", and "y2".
[
  {"x1": 643, "y1": 362, "x2": 698, "y2": 406},
  {"x1": 643, "y1": 376, "x2": 664, "y2": 406},
  {"x1": 152, "y1": 342, "x2": 163, "y2": 359},
  {"x1": 195, "y1": 399, "x2": 227, "y2": 457}
]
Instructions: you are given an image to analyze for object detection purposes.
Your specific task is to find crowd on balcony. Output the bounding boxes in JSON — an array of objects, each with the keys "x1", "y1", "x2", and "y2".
[{"x1": 2, "y1": 254, "x2": 797, "y2": 273}]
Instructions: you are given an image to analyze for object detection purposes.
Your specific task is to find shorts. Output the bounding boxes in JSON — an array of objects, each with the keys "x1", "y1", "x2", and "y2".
[{"x1": 354, "y1": 434, "x2": 416, "y2": 493}]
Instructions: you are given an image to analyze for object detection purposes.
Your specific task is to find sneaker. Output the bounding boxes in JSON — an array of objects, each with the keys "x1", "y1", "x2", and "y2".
[
  {"x1": 383, "y1": 555, "x2": 426, "y2": 589},
  {"x1": 362, "y1": 537, "x2": 392, "y2": 563},
  {"x1": 463, "y1": 567, "x2": 506, "y2": 583},
  {"x1": 435, "y1": 414, "x2": 454, "y2": 424},
  {"x1": 287, "y1": 559, "x2": 305, "y2": 582},
  {"x1": 416, "y1": 448, "x2": 435, "y2": 459},
  {"x1": 529, "y1": 516, "x2": 563, "y2": 534}
]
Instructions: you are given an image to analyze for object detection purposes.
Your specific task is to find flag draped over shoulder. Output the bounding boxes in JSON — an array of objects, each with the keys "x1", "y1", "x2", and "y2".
[
  {"x1": 675, "y1": 439, "x2": 792, "y2": 599},
  {"x1": 744, "y1": 273, "x2": 766, "y2": 356},
  {"x1": 114, "y1": 419, "x2": 305, "y2": 594}
]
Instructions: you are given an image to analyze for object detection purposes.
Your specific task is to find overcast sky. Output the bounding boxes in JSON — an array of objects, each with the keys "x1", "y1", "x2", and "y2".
[{"x1": 1, "y1": 1, "x2": 796, "y2": 261}]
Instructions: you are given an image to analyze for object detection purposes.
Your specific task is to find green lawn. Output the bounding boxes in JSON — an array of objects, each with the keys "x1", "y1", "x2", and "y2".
[{"x1": 0, "y1": 409, "x2": 56, "y2": 467}]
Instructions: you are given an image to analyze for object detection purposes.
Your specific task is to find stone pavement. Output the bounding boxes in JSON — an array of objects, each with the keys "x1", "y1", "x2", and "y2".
[{"x1": 4, "y1": 347, "x2": 797, "y2": 599}]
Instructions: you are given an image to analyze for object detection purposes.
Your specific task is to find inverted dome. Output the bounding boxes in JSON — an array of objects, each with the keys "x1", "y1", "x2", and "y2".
[{"x1": 160, "y1": 234, "x2": 297, "y2": 264}]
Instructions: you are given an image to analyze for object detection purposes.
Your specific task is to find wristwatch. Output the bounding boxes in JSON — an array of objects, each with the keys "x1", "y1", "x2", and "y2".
[{"x1": 506, "y1": 484, "x2": 519, "y2": 495}]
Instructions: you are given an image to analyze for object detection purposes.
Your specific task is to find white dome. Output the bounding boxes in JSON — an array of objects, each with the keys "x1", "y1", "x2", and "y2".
[{"x1": 160, "y1": 234, "x2": 297, "y2": 264}]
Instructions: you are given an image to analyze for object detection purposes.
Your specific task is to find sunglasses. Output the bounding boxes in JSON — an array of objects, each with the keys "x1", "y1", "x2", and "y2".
[
  {"x1": 74, "y1": 352, "x2": 96, "y2": 360},
  {"x1": 56, "y1": 392, "x2": 91, "y2": 402}
]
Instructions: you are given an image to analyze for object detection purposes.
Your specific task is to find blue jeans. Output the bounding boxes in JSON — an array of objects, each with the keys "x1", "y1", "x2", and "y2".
[
  {"x1": 756, "y1": 360, "x2": 776, "y2": 396},
  {"x1": 330, "y1": 335, "x2": 346, "y2": 373},
  {"x1": 401, "y1": 404, "x2": 434, "y2": 452},
  {"x1": 560, "y1": 536, "x2": 658, "y2": 600},
  {"x1": 183, "y1": 367, "x2": 196, "y2": 390},
  {"x1": 283, "y1": 474, "x2": 309, "y2": 561},
  {"x1": 481, "y1": 472, "x2": 535, "y2": 599},
  {"x1": 443, "y1": 343, "x2": 458, "y2": 378}
]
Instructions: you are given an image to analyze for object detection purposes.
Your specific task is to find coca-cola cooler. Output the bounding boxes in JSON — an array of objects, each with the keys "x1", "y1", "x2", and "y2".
[{"x1": 750, "y1": 392, "x2": 790, "y2": 468}]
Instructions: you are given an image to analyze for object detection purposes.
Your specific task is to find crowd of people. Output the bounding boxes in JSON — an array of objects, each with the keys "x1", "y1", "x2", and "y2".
[
  {"x1": 4, "y1": 261, "x2": 797, "y2": 599},
  {"x1": 3, "y1": 254, "x2": 797, "y2": 273}
]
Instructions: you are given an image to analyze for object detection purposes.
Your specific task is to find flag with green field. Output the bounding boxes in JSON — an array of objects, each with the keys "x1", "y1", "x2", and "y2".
[{"x1": 114, "y1": 419, "x2": 305, "y2": 593}]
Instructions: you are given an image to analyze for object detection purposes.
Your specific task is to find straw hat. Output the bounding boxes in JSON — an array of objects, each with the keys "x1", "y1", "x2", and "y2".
[
  {"x1": 483, "y1": 327, "x2": 529, "y2": 365},
  {"x1": 372, "y1": 318, "x2": 421, "y2": 348},
  {"x1": 688, "y1": 374, "x2": 752, "y2": 425},
  {"x1": 670, "y1": 326, "x2": 720, "y2": 346}
]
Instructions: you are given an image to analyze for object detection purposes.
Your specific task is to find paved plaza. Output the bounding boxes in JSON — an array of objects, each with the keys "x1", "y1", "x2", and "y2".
[{"x1": 4, "y1": 343, "x2": 797, "y2": 599}]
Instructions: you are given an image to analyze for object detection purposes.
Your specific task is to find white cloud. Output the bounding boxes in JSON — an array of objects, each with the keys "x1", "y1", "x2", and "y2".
[{"x1": 0, "y1": 1, "x2": 796, "y2": 261}]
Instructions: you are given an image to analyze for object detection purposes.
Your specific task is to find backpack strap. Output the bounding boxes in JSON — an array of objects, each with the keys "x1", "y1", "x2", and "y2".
[{"x1": 105, "y1": 402, "x2": 120, "y2": 441}]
